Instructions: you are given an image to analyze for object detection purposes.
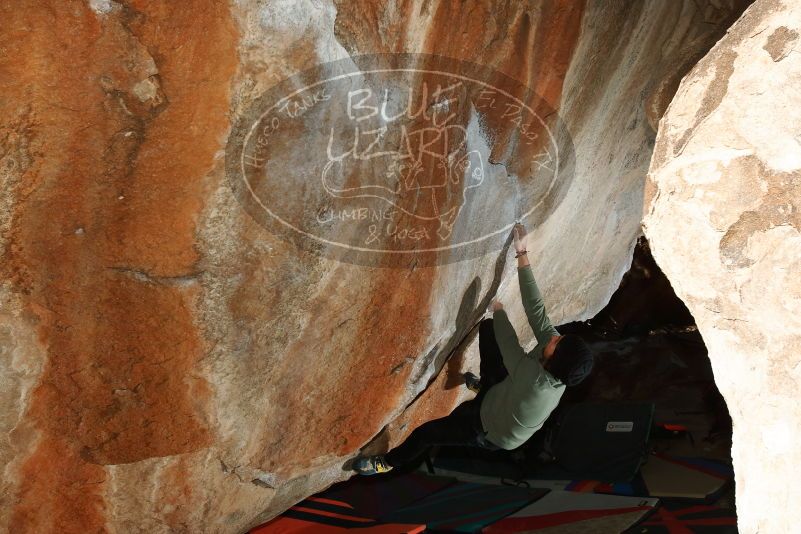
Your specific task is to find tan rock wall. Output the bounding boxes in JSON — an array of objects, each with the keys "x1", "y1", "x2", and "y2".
[{"x1": 644, "y1": 1, "x2": 801, "y2": 532}]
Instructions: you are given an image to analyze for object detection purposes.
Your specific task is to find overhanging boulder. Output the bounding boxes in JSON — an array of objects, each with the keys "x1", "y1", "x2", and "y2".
[{"x1": 0, "y1": 1, "x2": 752, "y2": 532}]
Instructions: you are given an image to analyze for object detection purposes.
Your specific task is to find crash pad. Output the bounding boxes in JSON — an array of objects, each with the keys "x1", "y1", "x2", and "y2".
[
  {"x1": 319, "y1": 470, "x2": 457, "y2": 518},
  {"x1": 483, "y1": 490, "x2": 658, "y2": 533},
  {"x1": 640, "y1": 454, "x2": 730, "y2": 500},
  {"x1": 250, "y1": 496, "x2": 425, "y2": 533},
  {"x1": 380, "y1": 481, "x2": 548, "y2": 533},
  {"x1": 630, "y1": 501, "x2": 737, "y2": 533}
]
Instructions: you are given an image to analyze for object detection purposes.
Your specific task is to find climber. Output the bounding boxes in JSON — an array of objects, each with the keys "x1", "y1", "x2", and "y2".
[{"x1": 353, "y1": 223, "x2": 595, "y2": 475}]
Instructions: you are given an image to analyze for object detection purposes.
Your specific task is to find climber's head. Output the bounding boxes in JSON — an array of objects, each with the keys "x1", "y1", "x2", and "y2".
[{"x1": 542, "y1": 334, "x2": 594, "y2": 386}]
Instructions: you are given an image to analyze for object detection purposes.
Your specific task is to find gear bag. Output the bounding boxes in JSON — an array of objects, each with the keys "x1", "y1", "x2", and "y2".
[{"x1": 526, "y1": 401, "x2": 654, "y2": 482}]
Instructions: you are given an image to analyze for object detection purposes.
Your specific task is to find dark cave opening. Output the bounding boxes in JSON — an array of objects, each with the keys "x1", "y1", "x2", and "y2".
[{"x1": 558, "y1": 236, "x2": 733, "y2": 460}]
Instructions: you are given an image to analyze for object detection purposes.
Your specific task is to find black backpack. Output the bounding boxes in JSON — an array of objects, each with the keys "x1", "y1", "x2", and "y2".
[{"x1": 524, "y1": 401, "x2": 654, "y2": 482}]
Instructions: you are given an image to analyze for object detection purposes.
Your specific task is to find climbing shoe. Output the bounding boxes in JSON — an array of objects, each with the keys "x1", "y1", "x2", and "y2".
[
  {"x1": 464, "y1": 372, "x2": 481, "y2": 393},
  {"x1": 353, "y1": 455, "x2": 393, "y2": 476}
]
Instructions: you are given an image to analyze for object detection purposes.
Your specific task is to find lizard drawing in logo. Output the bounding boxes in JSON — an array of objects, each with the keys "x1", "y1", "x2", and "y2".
[{"x1": 321, "y1": 123, "x2": 485, "y2": 240}]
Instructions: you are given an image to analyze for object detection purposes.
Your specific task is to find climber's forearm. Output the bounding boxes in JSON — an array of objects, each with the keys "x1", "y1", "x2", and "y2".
[
  {"x1": 517, "y1": 251, "x2": 530, "y2": 267},
  {"x1": 517, "y1": 257, "x2": 557, "y2": 345}
]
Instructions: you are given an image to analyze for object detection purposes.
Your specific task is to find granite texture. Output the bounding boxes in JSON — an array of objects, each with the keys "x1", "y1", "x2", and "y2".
[
  {"x1": 643, "y1": 1, "x2": 800, "y2": 532},
  {"x1": 0, "y1": 0, "x2": 750, "y2": 532}
]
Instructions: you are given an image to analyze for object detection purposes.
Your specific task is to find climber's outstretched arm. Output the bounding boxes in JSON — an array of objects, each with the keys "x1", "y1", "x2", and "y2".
[{"x1": 513, "y1": 224, "x2": 559, "y2": 345}]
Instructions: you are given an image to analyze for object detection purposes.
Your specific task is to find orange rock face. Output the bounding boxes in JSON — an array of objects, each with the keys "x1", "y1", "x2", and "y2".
[
  {"x1": 0, "y1": 1, "x2": 748, "y2": 532},
  {"x1": 2, "y1": 0, "x2": 236, "y2": 530}
]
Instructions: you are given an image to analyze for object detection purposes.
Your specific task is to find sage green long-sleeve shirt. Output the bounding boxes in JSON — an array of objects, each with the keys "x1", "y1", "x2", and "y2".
[{"x1": 479, "y1": 265, "x2": 565, "y2": 450}]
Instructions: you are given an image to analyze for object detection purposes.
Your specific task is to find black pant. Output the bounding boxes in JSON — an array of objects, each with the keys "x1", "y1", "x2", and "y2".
[{"x1": 385, "y1": 319, "x2": 509, "y2": 467}]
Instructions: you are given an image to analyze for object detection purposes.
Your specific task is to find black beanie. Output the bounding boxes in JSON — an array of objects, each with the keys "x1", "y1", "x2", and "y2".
[{"x1": 549, "y1": 334, "x2": 594, "y2": 386}]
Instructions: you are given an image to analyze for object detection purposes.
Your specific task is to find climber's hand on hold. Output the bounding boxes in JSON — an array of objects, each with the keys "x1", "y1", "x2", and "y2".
[
  {"x1": 513, "y1": 223, "x2": 527, "y2": 254},
  {"x1": 490, "y1": 300, "x2": 504, "y2": 312},
  {"x1": 513, "y1": 223, "x2": 530, "y2": 267}
]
